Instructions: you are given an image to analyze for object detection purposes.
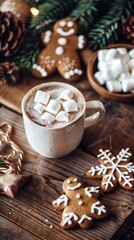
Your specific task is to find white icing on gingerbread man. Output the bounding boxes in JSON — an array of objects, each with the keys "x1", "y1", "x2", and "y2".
[
  {"x1": 52, "y1": 176, "x2": 108, "y2": 229},
  {"x1": 32, "y1": 18, "x2": 86, "y2": 81}
]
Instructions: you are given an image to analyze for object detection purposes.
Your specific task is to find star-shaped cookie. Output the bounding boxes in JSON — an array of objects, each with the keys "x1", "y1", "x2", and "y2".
[{"x1": 0, "y1": 173, "x2": 33, "y2": 198}]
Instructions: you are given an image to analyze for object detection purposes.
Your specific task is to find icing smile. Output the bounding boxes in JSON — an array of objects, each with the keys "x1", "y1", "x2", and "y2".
[
  {"x1": 57, "y1": 28, "x2": 75, "y2": 36},
  {"x1": 67, "y1": 183, "x2": 81, "y2": 190}
]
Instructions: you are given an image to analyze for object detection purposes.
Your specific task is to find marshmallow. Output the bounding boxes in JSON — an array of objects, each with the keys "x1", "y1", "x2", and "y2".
[
  {"x1": 105, "y1": 48, "x2": 118, "y2": 62},
  {"x1": 127, "y1": 59, "x2": 134, "y2": 71},
  {"x1": 33, "y1": 103, "x2": 45, "y2": 114},
  {"x1": 62, "y1": 99, "x2": 78, "y2": 112},
  {"x1": 34, "y1": 90, "x2": 50, "y2": 105},
  {"x1": 132, "y1": 69, "x2": 134, "y2": 78},
  {"x1": 129, "y1": 49, "x2": 134, "y2": 58},
  {"x1": 46, "y1": 99, "x2": 61, "y2": 115},
  {"x1": 122, "y1": 79, "x2": 134, "y2": 93},
  {"x1": 95, "y1": 47, "x2": 134, "y2": 93},
  {"x1": 106, "y1": 81, "x2": 122, "y2": 92},
  {"x1": 41, "y1": 112, "x2": 55, "y2": 125},
  {"x1": 101, "y1": 68, "x2": 118, "y2": 81},
  {"x1": 117, "y1": 47, "x2": 127, "y2": 55},
  {"x1": 121, "y1": 53, "x2": 130, "y2": 64},
  {"x1": 98, "y1": 49, "x2": 108, "y2": 62},
  {"x1": 97, "y1": 61, "x2": 107, "y2": 72},
  {"x1": 118, "y1": 73, "x2": 130, "y2": 82},
  {"x1": 59, "y1": 89, "x2": 74, "y2": 100},
  {"x1": 111, "y1": 59, "x2": 127, "y2": 75},
  {"x1": 56, "y1": 111, "x2": 69, "y2": 122},
  {"x1": 94, "y1": 71, "x2": 105, "y2": 85}
]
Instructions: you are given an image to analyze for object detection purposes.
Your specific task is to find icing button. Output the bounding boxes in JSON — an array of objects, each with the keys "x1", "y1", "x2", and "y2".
[
  {"x1": 64, "y1": 72, "x2": 70, "y2": 79},
  {"x1": 37, "y1": 66, "x2": 41, "y2": 71},
  {"x1": 69, "y1": 70, "x2": 74, "y2": 76},
  {"x1": 74, "y1": 69, "x2": 79, "y2": 74},
  {"x1": 32, "y1": 64, "x2": 37, "y2": 69},
  {"x1": 42, "y1": 72, "x2": 47, "y2": 77},
  {"x1": 78, "y1": 70, "x2": 83, "y2": 75},
  {"x1": 58, "y1": 38, "x2": 67, "y2": 45},
  {"x1": 55, "y1": 46, "x2": 64, "y2": 55}
]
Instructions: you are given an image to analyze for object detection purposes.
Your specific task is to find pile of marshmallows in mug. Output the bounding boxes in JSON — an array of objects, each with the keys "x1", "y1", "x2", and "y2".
[
  {"x1": 94, "y1": 48, "x2": 134, "y2": 93},
  {"x1": 33, "y1": 89, "x2": 78, "y2": 125}
]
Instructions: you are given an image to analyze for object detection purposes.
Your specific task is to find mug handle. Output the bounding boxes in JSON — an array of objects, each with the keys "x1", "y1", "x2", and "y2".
[{"x1": 84, "y1": 100, "x2": 105, "y2": 128}]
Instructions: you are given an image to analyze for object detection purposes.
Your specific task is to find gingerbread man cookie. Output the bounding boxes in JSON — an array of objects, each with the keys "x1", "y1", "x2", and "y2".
[
  {"x1": 87, "y1": 148, "x2": 134, "y2": 192},
  {"x1": 52, "y1": 176, "x2": 108, "y2": 229},
  {"x1": 32, "y1": 18, "x2": 86, "y2": 81}
]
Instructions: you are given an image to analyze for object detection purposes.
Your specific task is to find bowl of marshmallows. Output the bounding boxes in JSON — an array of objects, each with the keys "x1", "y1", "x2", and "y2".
[{"x1": 87, "y1": 44, "x2": 134, "y2": 101}]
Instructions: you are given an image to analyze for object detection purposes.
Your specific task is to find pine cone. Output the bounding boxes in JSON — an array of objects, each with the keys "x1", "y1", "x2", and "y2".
[
  {"x1": 0, "y1": 11, "x2": 25, "y2": 58},
  {"x1": 0, "y1": 0, "x2": 30, "y2": 24},
  {"x1": 0, "y1": 62, "x2": 20, "y2": 85},
  {"x1": 122, "y1": 16, "x2": 134, "y2": 44}
]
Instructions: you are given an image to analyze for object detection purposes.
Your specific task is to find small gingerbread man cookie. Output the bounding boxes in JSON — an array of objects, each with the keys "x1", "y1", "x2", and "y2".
[
  {"x1": 52, "y1": 176, "x2": 108, "y2": 229},
  {"x1": 32, "y1": 18, "x2": 86, "y2": 81},
  {"x1": 87, "y1": 148, "x2": 134, "y2": 192}
]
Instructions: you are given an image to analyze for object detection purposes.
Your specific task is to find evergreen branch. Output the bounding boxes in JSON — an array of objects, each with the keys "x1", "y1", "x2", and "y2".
[
  {"x1": 69, "y1": 0, "x2": 98, "y2": 34},
  {"x1": 14, "y1": 31, "x2": 41, "y2": 70},
  {"x1": 15, "y1": 0, "x2": 77, "y2": 70},
  {"x1": 87, "y1": 0, "x2": 134, "y2": 50},
  {"x1": 30, "y1": 0, "x2": 77, "y2": 31}
]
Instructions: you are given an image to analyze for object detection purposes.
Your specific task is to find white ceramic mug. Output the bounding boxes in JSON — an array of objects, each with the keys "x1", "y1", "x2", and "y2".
[{"x1": 21, "y1": 82, "x2": 105, "y2": 158}]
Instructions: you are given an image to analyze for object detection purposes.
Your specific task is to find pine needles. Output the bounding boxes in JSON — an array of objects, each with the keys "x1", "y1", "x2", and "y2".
[
  {"x1": 30, "y1": 0, "x2": 76, "y2": 30},
  {"x1": 15, "y1": 0, "x2": 77, "y2": 69},
  {"x1": 14, "y1": 31, "x2": 41, "y2": 70},
  {"x1": 87, "y1": 0, "x2": 134, "y2": 50},
  {"x1": 69, "y1": 0, "x2": 98, "y2": 34},
  {"x1": 15, "y1": 0, "x2": 134, "y2": 70}
]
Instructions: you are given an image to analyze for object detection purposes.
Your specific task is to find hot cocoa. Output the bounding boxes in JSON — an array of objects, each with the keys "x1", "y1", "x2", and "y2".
[{"x1": 25, "y1": 85, "x2": 84, "y2": 128}]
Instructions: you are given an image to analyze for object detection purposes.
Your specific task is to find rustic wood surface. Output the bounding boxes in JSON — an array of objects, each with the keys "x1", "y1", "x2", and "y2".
[
  {"x1": 0, "y1": 69, "x2": 134, "y2": 240},
  {"x1": 0, "y1": 106, "x2": 134, "y2": 240}
]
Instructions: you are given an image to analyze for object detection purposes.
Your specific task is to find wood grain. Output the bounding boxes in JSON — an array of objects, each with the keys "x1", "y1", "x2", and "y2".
[
  {"x1": 0, "y1": 107, "x2": 134, "y2": 240},
  {"x1": 0, "y1": 216, "x2": 40, "y2": 240}
]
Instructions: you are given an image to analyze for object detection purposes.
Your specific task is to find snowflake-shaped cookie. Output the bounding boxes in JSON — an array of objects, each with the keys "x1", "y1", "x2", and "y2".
[
  {"x1": 52, "y1": 176, "x2": 108, "y2": 229},
  {"x1": 87, "y1": 148, "x2": 134, "y2": 192}
]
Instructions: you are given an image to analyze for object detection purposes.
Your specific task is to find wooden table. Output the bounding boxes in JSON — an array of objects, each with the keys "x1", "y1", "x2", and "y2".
[{"x1": 0, "y1": 64, "x2": 134, "y2": 240}]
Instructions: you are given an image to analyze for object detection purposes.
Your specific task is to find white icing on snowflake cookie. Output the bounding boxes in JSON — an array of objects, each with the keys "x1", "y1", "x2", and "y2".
[
  {"x1": 87, "y1": 148, "x2": 134, "y2": 192},
  {"x1": 52, "y1": 176, "x2": 108, "y2": 229}
]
